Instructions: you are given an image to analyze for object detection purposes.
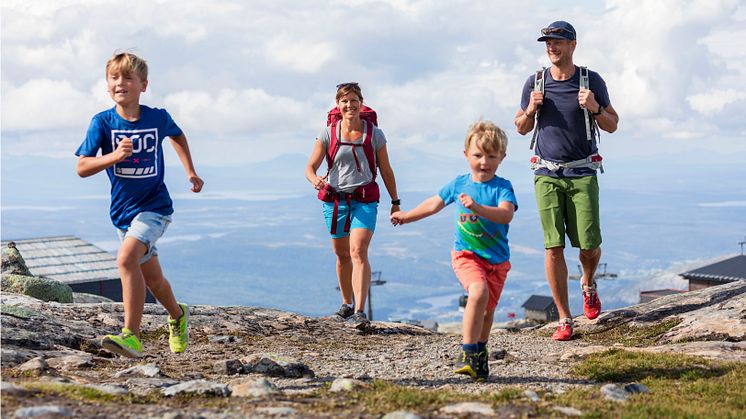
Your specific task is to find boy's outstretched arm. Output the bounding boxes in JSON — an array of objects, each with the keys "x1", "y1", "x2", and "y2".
[
  {"x1": 76, "y1": 138, "x2": 133, "y2": 177},
  {"x1": 169, "y1": 133, "x2": 204, "y2": 193},
  {"x1": 459, "y1": 193, "x2": 515, "y2": 224},
  {"x1": 390, "y1": 195, "x2": 445, "y2": 226}
]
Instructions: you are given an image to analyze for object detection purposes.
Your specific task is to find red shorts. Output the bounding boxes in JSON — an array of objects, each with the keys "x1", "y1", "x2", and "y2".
[{"x1": 451, "y1": 250, "x2": 510, "y2": 311}]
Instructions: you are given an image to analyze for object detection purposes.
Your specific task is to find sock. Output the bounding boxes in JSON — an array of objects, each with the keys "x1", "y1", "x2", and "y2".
[
  {"x1": 462, "y1": 343, "x2": 478, "y2": 353},
  {"x1": 344, "y1": 303, "x2": 354, "y2": 308},
  {"x1": 477, "y1": 342, "x2": 487, "y2": 353}
]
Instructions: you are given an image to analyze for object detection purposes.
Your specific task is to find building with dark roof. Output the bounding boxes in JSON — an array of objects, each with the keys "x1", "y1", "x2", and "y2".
[
  {"x1": 680, "y1": 254, "x2": 746, "y2": 291},
  {"x1": 521, "y1": 295, "x2": 559, "y2": 323},
  {"x1": 2, "y1": 236, "x2": 154, "y2": 302}
]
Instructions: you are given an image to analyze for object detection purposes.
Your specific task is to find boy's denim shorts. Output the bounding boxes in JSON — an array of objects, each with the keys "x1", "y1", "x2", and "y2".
[
  {"x1": 116, "y1": 211, "x2": 172, "y2": 264},
  {"x1": 322, "y1": 200, "x2": 378, "y2": 239}
]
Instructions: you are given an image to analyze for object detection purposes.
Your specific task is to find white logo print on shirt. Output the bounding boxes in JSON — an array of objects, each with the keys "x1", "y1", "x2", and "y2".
[{"x1": 111, "y1": 128, "x2": 159, "y2": 178}]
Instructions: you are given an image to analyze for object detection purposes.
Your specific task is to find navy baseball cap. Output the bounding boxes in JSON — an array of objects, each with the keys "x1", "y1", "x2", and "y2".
[{"x1": 537, "y1": 21, "x2": 576, "y2": 41}]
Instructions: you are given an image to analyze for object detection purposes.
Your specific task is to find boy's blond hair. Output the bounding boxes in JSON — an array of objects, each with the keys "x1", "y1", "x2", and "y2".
[
  {"x1": 465, "y1": 120, "x2": 508, "y2": 156},
  {"x1": 106, "y1": 52, "x2": 148, "y2": 81}
]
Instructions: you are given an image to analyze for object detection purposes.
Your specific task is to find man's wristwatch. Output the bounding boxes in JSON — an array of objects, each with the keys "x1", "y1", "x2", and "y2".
[
  {"x1": 391, "y1": 199, "x2": 401, "y2": 205},
  {"x1": 592, "y1": 105, "x2": 605, "y2": 116}
]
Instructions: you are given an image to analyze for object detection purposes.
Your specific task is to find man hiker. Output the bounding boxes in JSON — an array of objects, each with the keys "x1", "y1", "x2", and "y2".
[{"x1": 514, "y1": 20, "x2": 619, "y2": 340}]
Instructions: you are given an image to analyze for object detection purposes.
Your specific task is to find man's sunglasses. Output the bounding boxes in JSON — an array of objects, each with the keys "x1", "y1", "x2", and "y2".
[
  {"x1": 541, "y1": 27, "x2": 574, "y2": 39},
  {"x1": 336, "y1": 82, "x2": 359, "y2": 89}
]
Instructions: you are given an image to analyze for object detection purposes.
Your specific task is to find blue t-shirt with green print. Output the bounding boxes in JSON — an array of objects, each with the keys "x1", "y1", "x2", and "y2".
[{"x1": 438, "y1": 174, "x2": 518, "y2": 264}]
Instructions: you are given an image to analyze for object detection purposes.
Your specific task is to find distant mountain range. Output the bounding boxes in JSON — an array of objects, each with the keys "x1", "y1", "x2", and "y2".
[{"x1": 2, "y1": 151, "x2": 744, "y2": 323}]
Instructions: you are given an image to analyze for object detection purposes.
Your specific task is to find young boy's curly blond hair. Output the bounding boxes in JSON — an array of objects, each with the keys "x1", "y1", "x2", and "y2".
[
  {"x1": 465, "y1": 120, "x2": 508, "y2": 156},
  {"x1": 106, "y1": 52, "x2": 148, "y2": 81}
]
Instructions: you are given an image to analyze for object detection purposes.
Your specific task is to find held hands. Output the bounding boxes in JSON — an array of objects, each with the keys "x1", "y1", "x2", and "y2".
[
  {"x1": 578, "y1": 89, "x2": 598, "y2": 112},
  {"x1": 189, "y1": 175, "x2": 204, "y2": 193},
  {"x1": 390, "y1": 209, "x2": 405, "y2": 226},
  {"x1": 114, "y1": 138, "x2": 133, "y2": 161}
]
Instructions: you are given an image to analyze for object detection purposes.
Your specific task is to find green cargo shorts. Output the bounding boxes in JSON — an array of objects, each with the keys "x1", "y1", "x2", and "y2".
[{"x1": 534, "y1": 175, "x2": 602, "y2": 249}]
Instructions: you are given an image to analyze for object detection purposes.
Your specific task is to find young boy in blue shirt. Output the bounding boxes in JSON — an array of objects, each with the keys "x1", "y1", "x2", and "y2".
[
  {"x1": 391, "y1": 120, "x2": 517, "y2": 381},
  {"x1": 75, "y1": 52, "x2": 204, "y2": 358}
]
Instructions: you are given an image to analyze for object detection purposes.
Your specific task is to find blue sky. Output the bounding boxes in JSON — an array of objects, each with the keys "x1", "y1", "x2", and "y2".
[{"x1": 2, "y1": 0, "x2": 745, "y2": 170}]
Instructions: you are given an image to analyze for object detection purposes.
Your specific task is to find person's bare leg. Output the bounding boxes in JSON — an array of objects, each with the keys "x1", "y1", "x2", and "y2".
[
  {"x1": 349, "y1": 228, "x2": 374, "y2": 312},
  {"x1": 116, "y1": 237, "x2": 148, "y2": 336},
  {"x1": 579, "y1": 247, "x2": 601, "y2": 288},
  {"x1": 141, "y1": 255, "x2": 182, "y2": 319},
  {"x1": 545, "y1": 246, "x2": 571, "y2": 319},
  {"x1": 331, "y1": 237, "x2": 353, "y2": 304},
  {"x1": 479, "y1": 308, "x2": 495, "y2": 343},
  {"x1": 461, "y1": 281, "x2": 489, "y2": 344}
]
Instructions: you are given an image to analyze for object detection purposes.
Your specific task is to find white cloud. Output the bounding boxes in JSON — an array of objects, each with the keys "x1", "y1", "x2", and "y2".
[
  {"x1": 264, "y1": 36, "x2": 335, "y2": 74},
  {"x1": 687, "y1": 89, "x2": 746, "y2": 114},
  {"x1": 2, "y1": 0, "x2": 746, "y2": 165},
  {"x1": 162, "y1": 88, "x2": 315, "y2": 135},
  {"x1": 698, "y1": 201, "x2": 746, "y2": 208},
  {"x1": 1, "y1": 78, "x2": 100, "y2": 131}
]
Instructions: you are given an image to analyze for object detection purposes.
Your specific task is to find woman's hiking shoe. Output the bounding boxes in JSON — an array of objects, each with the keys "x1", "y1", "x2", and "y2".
[
  {"x1": 551, "y1": 318, "x2": 574, "y2": 341},
  {"x1": 335, "y1": 304, "x2": 354, "y2": 321},
  {"x1": 353, "y1": 311, "x2": 370, "y2": 331},
  {"x1": 475, "y1": 350, "x2": 489, "y2": 382},
  {"x1": 582, "y1": 284, "x2": 602, "y2": 320},
  {"x1": 453, "y1": 350, "x2": 479, "y2": 379},
  {"x1": 168, "y1": 303, "x2": 189, "y2": 353},
  {"x1": 101, "y1": 328, "x2": 142, "y2": 358}
]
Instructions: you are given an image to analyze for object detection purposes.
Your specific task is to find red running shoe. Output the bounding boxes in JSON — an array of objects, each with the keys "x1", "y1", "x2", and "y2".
[
  {"x1": 583, "y1": 284, "x2": 602, "y2": 320},
  {"x1": 551, "y1": 318, "x2": 574, "y2": 341}
]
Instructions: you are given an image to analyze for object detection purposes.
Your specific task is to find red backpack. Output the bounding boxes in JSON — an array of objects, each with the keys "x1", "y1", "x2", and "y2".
[{"x1": 318, "y1": 105, "x2": 381, "y2": 234}]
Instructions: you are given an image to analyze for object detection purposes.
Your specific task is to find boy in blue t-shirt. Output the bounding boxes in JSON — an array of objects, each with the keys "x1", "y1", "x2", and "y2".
[
  {"x1": 75, "y1": 52, "x2": 204, "y2": 358},
  {"x1": 391, "y1": 120, "x2": 517, "y2": 381}
]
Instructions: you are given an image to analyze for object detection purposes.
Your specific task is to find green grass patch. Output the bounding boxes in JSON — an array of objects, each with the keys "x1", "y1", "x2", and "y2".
[
  {"x1": 22, "y1": 382, "x2": 166, "y2": 405},
  {"x1": 572, "y1": 349, "x2": 725, "y2": 382},
  {"x1": 0, "y1": 304, "x2": 43, "y2": 319},
  {"x1": 557, "y1": 349, "x2": 746, "y2": 418},
  {"x1": 308, "y1": 380, "x2": 529, "y2": 416},
  {"x1": 25, "y1": 382, "x2": 120, "y2": 402},
  {"x1": 578, "y1": 319, "x2": 682, "y2": 346}
]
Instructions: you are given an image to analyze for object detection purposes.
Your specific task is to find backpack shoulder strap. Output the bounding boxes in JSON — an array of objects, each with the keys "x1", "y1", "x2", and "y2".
[
  {"x1": 534, "y1": 67, "x2": 546, "y2": 93},
  {"x1": 361, "y1": 120, "x2": 377, "y2": 180},
  {"x1": 529, "y1": 67, "x2": 546, "y2": 150},
  {"x1": 324, "y1": 122, "x2": 341, "y2": 172},
  {"x1": 579, "y1": 66, "x2": 589, "y2": 89},
  {"x1": 579, "y1": 66, "x2": 593, "y2": 142}
]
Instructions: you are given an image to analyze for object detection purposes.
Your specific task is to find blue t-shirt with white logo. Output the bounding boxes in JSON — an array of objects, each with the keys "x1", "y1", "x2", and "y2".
[
  {"x1": 75, "y1": 105, "x2": 182, "y2": 229},
  {"x1": 438, "y1": 174, "x2": 518, "y2": 264}
]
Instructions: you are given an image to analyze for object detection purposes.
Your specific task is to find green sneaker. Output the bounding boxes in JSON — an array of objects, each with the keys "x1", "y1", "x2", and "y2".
[
  {"x1": 168, "y1": 303, "x2": 189, "y2": 353},
  {"x1": 475, "y1": 350, "x2": 489, "y2": 382},
  {"x1": 101, "y1": 328, "x2": 143, "y2": 358},
  {"x1": 453, "y1": 350, "x2": 478, "y2": 379}
]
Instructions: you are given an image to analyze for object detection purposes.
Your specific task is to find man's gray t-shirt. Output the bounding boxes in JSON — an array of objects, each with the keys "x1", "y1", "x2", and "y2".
[{"x1": 317, "y1": 123, "x2": 386, "y2": 193}]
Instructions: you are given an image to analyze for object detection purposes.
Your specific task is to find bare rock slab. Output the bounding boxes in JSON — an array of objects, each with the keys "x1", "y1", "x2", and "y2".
[{"x1": 162, "y1": 379, "x2": 231, "y2": 397}]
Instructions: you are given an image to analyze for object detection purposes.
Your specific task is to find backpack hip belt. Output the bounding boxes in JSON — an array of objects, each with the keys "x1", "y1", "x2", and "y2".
[{"x1": 530, "y1": 154, "x2": 604, "y2": 173}]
